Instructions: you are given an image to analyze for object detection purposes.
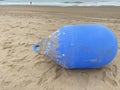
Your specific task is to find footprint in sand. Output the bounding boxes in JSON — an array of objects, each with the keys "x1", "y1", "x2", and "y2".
[
  {"x1": 2, "y1": 29, "x2": 10, "y2": 32},
  {"x1": 1, "y1": 80, "x2": 11, "y2": 86},
  {"x1": 102, "y1": 65, "x2": 118, "y2": 86},
  {"x1": 18, "y1": 41, "x2": 33, "y2": 47},
  {"x1": 37, "y1": 64, "x2": 56, "y2": 86},
  {"x1": 53, "y1": 66, "x2": 62, "y2": 80},
  {"x1": 1, "y1": 60, "x2": 8, "y2": 64},
  {"x1": 25, "y1": 32, "x2": 35, "y2": 36},
  {"x1": 12, "y1": 56, "x2": 27, "y2": 63},
  {"x1": 19, "y1": 79, "x2": 33, "y2": 87},
  {"x1": 3, "y1": 45, "x2": 12, "y2": 49},
  {"x1": 104, "y1": 75, "x2": 118, "y2": 86},
  {"x1": 48, "y1": 29, "x2": 56, "y2": 32},
  {"x1": 6, "y1": 48, "x2": 15, "y2": 57},
  {"x1": 2, "y1": 40, "x2": 14, "y2": 57},
  {"x1": 17, "y1": 66, "x2": 24, "y2": 72},
  {"x1": 28, "y1": 22, "x2": 34, "y2": 24},
  {"x1": 112, "y1": 65, "x2": 118, "y2": 78}
]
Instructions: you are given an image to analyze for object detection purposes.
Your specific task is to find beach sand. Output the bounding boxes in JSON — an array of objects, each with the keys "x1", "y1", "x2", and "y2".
[{"x1": 0, "y1": 5, "x2": 120, "y2": 90}]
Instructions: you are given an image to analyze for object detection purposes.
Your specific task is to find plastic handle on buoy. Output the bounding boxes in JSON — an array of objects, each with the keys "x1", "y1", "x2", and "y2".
[{"x1": 33, "y1": 44, "x2": 39, "y2": 53}]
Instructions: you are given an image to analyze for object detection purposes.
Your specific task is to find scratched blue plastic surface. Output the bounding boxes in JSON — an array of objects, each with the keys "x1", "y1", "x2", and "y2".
[{"x1": 54, "y1": 24, "x2": 118, "y2": 68}]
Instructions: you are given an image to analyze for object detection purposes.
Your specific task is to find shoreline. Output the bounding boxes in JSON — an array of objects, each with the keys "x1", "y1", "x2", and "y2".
[
  {"x1": 0, "y1": 4, "x2": 120, "y2": 7},
  {"x1": 0, "y1": 5, "x2": 120, "y2": 8},
  {"x1": 0, "y1": 1, "x2": 120, "y2": 6}
]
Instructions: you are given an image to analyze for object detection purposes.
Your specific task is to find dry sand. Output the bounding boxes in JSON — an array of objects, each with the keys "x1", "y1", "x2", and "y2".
[{"x1": 0, "y1": 5, "x2": 120, "y2": 90}]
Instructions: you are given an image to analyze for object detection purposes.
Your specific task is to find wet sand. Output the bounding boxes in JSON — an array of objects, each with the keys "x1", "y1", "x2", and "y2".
[{"x1": 0, "y1": 5, "x2": 120, "y2": 90}]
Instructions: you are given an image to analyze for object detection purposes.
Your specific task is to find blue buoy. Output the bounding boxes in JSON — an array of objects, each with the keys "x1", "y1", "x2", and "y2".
[{"x1": 33, "y1": 24, "x2": 118, "y2": 69}]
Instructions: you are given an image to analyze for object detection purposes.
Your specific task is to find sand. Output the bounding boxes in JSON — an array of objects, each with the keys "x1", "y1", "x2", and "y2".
[{"x1": 0, "y1": 5, "x2": 120, "y2": 90}]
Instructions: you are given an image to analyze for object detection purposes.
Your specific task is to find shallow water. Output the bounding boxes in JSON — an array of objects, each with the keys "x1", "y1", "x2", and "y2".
[{"x1": 0, "y1": 0, "x2": 120, "y2": 6}]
